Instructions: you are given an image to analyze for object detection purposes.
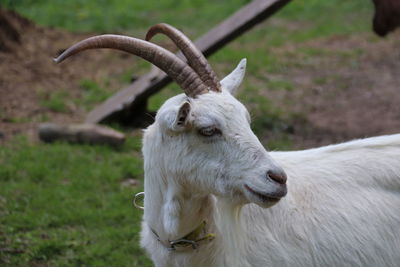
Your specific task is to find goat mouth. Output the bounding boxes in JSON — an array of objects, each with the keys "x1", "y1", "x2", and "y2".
[{"x1": 244, "y1": 184, "x2": 284, "y2": 203}]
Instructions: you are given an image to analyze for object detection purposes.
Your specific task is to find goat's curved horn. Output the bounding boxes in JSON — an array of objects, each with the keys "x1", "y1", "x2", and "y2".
[
  {"x1": 54, "y1": 34, "x2": 209, "y2": 98},
  {"x1": 146, "y1": 23, "x2": 221, "y2": 92}
]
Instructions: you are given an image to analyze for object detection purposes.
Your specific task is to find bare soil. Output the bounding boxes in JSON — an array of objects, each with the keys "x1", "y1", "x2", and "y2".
[
  {"x1": 265, "y1": 33, "x2": 400, "y2": 148},
  {"x1": 0, "y1": 10, "x2": 137, "y2": 142},
  {"x1": 1, "y1": 10, "x2": 399, "y2": 149}
]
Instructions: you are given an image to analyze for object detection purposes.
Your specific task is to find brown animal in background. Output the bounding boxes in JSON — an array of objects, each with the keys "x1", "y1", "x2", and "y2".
[{"x1": 372, "y1": 0, "x2": 400, "y2": 36}]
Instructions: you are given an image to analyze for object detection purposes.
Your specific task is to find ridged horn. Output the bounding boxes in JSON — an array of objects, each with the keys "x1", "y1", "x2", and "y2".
[
  {"x1": 146, "y1": 23, "x2": 221, "y2": 92},
  {"x1": 54, "y1": 34, "x2": 209, "y2": 98}
]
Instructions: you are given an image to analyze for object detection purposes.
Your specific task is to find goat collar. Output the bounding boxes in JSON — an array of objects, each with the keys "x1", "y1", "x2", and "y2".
[
  {"x1": 150, "y1": 221, "x2": 215, "y2": 251},
  {"x1": 133, "y1": 192, "x2": 215, "y2": 251}
]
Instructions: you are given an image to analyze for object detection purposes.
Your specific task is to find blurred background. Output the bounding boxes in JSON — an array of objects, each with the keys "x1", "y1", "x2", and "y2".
[{"x1": 0, "y1": 0, "x2": 399, "y2": 266}]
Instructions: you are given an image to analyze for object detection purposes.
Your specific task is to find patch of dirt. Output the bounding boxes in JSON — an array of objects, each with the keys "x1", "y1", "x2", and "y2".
[
  {"x1": 259, "y1": 33, "x2": 400, "y2": 149},
  {"x1": 0, "y1": 9, "x2": 141, "y2": 142}
]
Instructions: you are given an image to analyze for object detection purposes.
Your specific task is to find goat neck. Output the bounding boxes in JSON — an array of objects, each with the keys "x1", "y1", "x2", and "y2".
[{"x1": 142, "y1": 124, "x2": 216, "y2": 243}]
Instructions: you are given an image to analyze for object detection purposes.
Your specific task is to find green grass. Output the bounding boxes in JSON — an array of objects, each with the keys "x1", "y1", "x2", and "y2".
[
  {"x1": 0, "y1": 136, "x2": 151, "y2": 266},
  {"x1": 75, "y1": 79, "x2": 114, "y2": 111},
  {"x1": 39, "y1": 90, "x2": 69, "y2": 113},
  {"x1": 3, "y1": 0, "x2": 373, "y2": 37},
  {"x1": 2, "y1": 0, "x2": 248, "y2": 34},
  {"x1": 0, "y1": 0, "x2": 376, "y2": 265}
]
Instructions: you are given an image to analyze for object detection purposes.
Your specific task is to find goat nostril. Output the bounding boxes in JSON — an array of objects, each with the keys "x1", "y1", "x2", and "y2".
[{"x1": 267, "y1": 170, "x2": 287, "y2": 184}]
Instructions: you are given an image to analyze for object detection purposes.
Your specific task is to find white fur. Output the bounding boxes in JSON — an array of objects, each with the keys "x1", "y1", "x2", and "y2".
[{"x1": 140, "y1": 60, "x2": 400, "y2": 267}]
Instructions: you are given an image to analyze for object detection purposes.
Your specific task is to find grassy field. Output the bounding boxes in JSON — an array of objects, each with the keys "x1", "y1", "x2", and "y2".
[
  {"x1": 1, "y1": 0, "x2": 374, "y2": 266},
  {"x1": 1, "y1": 136, "x2": 150, "y2": 266}
]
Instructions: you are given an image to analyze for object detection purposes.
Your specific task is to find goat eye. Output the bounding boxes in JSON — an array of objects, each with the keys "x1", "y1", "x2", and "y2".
[{"x1": 198, "y1": 126, "x2": 221, "y2": 137}]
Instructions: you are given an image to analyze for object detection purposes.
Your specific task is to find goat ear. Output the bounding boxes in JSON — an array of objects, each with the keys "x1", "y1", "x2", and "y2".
[
  {"x1": 220, "y1": 58, "x2": 247, "y2": 96},
  {"x1": 174, "y1": 101, "x2": 191, "y2": 129}
]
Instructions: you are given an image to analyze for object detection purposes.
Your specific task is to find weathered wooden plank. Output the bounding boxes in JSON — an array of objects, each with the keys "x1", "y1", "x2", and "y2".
[{"x1": 86, "y1": 0, "x2": 292, "y2": 124}]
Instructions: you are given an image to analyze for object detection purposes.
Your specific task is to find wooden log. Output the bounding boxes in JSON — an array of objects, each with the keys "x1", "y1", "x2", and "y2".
[
  {"x1": 85, "y1": 0, "x2": 292, "y2": 124},
  {"x1": 38, "y1": 123, "x2": 125, "y2": 146}
]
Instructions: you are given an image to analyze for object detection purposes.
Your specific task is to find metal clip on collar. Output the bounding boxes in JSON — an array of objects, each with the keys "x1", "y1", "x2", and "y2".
[
  {"x1": 168, "y1": 239, "x2": 199, "y2": 251},
  {"x1": 133, "y1": 192, "x2": 144, "y2": 210}
]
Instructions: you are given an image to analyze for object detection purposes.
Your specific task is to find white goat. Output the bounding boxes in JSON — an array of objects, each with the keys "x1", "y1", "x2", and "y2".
[{"x1": 56, "y1": 23, "x2": 400, "y2": 267}]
